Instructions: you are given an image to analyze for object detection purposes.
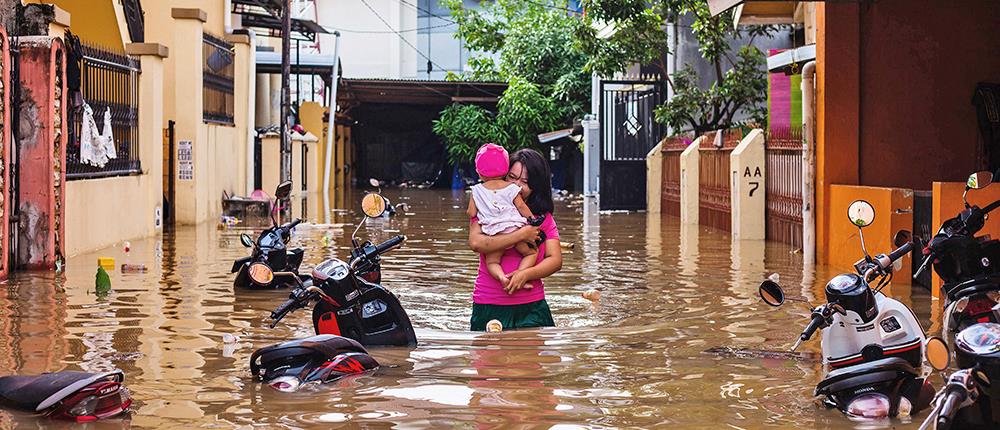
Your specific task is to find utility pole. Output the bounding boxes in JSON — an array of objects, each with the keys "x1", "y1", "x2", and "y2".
[{"x1": 280, "y1": 0, "x2": 293, "y2": 196}]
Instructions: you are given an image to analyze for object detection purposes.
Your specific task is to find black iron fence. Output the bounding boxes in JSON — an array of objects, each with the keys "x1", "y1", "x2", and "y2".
[
  {"x1": 67, "y1": 43, "x2": 142, "y2": 180},
  {"x1": 203, "y1": 32, "x2": 234, "y2": 125}
]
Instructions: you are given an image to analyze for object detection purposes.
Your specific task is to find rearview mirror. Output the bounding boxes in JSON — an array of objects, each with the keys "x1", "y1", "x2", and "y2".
[
  {"x1": 759, "y1": 280, "x2": 785, "y2": 307},
  {"x1": 893, "y1": 230, "x2": 912, "y2": 248},
  {"x1": 967, "y1": 171, "x2": 993, "y2": 190},
  {"x1": 361, "y1": 193, "x2": 387, "y2": 218},
  {"x1": 240, "y1": 233, "x2": 253, "y2": 248},
  {"x1": 369, "y1": 178, "x2": 381, "y2": 188},
  {"x1": 925, "y1": 337, "x2": 950, "y2": 371},
  {"x1": 275, "y1": 181, "x2": 293, "y2": 200},
  {"x1": 847, "y1": 200, "x2": 875, "y2": 228}
]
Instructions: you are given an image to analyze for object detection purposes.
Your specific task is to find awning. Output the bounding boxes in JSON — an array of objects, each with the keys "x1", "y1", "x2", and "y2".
[
  {"x1": 709, "y1": 0, "x2": 802, "y2": 25},
  {"x1": 338, "y1": 78, "x2": 507, "y2": 106},
  {"x1": 256, "y1": 51, "x2": 337, "y2": 75},
  {"x1": 767, "y1": 44, "x2": 816, "y2": 74}
]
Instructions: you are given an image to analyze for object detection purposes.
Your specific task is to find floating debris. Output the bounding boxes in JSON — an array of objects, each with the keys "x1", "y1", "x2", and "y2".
[
  {"x1": 95, "y1": 267, "x2": 112, "y2": 295},
  {"x1": 702, "y1": 346, "x2": 819, "y2": 362},
  {"x1": 121, "y1": 264, "x2": 148, "y2": 273},
  {"x1": 486, "y1": 319, "x2": 503, "y2": 333},
  {"x1": 582, "y1": 289, "x2": 601, "y2": 302}
]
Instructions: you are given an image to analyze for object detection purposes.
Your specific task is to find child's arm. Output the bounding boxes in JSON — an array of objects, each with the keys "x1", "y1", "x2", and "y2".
[
  {"x1": 513, "y1": 195, "x2": 534, "y2": 219},
  {"x1": 467, "y1": 197, "x2": 478, "y2": 219}
]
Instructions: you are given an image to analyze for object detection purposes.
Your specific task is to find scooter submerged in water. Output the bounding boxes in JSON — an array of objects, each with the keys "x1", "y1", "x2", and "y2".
[
  {"x1": 759, "y1": 199, "x2": 935, "y2": 419},
  {"x1": 0, "y1": 370, "x2": 132, "y2": 421},
  {"x1": 249, "y1": 192, "x2": 415, "y2": 391},
  {"x1": 231, "y1": 181, "x2": 309, "y2": 289}
]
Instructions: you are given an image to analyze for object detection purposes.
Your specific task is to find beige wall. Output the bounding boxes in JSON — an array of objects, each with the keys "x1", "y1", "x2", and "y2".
[{"x1": 65, "y1": 46, "x2": 166, "y2": 256}]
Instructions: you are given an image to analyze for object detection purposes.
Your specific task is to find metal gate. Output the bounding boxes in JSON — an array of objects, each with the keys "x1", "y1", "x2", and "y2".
[{"x1": 599, "y1": 80, "x2": 665, "y2": 210}]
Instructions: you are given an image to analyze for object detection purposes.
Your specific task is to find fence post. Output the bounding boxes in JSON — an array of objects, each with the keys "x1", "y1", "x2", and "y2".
[
  {"x1": 730, "y1": 129, "x2": 766, "y2": 240},
  {"x1": 646, "y1": 139, "x2": 665, "y2": 214},
  {"x1": 582, "y1": 115, "x2": 600, "y2": 196},
  {"x1": 680, "y1": 136, "x2": 702, "y2": 225},
  {"x1": 126, "y1": 43, "x2": 168, "y2": 237},
  {"x1": 170, "y1": 8, "x2": 206, "y2": 225}
]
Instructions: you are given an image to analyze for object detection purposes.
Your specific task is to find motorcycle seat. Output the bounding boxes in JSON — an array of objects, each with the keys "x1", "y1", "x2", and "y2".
[
  {"x1": 250, "y1": 334, "x2": 370, "y2": 378},
  {"x1": 946, "y1": 275, "x2": 1000, "y2": 300},
  {"x1": 815, "y1": 357, "x2": 917, "y2": 396},
  {"x1": 0, "y1": 371, "x2": 123, "y2": 412}
]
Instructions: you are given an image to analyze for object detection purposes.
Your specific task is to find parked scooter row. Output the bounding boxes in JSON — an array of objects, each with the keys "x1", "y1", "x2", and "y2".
[
  {"x1": 239, "y1": 188, "x2": 417, "y2": 392},
  {"x1": 759, "y1": 199, "x2": 933, "y2": 419},
  {"x1": 759, "y1": 170, "x2": 1000, "y2": 427}
]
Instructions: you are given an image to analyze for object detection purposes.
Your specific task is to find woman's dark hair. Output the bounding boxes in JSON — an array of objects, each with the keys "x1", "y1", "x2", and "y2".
[{"x1": 509, "y1": 148, "x2": 554, "y2": 215}]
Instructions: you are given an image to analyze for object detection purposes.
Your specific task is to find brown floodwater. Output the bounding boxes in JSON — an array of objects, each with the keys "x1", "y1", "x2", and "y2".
[{"x1": 0, "y1": 189, "x2": 942, "y2": 429}]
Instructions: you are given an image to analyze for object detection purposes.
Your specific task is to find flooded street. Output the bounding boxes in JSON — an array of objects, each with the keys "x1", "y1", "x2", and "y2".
[{"x1": 0, "y1": 189, "x2": 939, "y2": 429}]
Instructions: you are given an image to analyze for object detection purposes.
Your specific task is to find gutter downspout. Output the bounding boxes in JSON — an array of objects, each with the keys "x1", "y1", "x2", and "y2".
[
  {"x1": 246, "y1": 29, "x2": 257, "y2": 195},
  {"x1": 322, "y1": 31, "x2": 342, "y2": 222},
  {"x1": 802, "y1": 60, "x2": 817, "y2": 265}
]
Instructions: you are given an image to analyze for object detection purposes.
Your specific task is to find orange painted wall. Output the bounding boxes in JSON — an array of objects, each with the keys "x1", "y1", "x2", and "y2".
[
  {"x1": 815, "y1": 2, "x2": 861, "y2": 264},
  {"x1": 930, "y1": 181, "x2": 1000, "y2": 300},
  {"x1": 857, "y1": 1, "x2": 1000, "y2": 190},
  {"x1": 815, "y1": 0, "x2": 1000, "y2": 264},
  {"x1": 828, "y1": 185, "x2": 913, "y2": 280}
]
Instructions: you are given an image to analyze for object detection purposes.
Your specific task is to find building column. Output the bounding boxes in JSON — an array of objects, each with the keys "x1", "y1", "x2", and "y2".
[
  {"x1": 126, "y1": 42, "x2": 168, "y2": 232},
  {"x1": 815, "y1": 2, "x2": 861, "y2": 263},
  {"x1": 679, "y1": 136, "x2": 702, "y2": 225},
  {"x1": 170, "y1": 8, "x2": 206, "y2": 225},
  {"x1": 227, "y1": 32, "x2": 255, "y2": 196}
]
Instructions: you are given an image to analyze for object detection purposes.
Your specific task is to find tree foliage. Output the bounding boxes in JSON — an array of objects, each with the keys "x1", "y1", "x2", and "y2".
[
  {"x1": 432, "y1": 0, "x2": 589, "y2": 164},
  {"x1": 577, "y1": 0, "x2": 775, "y2": 134}
]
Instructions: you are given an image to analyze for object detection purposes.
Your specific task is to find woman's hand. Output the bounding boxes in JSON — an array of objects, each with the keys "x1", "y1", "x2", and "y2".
[
  {"x1": 518, "y1": 225, "x2": 541, "y2": 244},
  {"x1": 505, "y1": 270, "x2": 531, "y2": 294}
]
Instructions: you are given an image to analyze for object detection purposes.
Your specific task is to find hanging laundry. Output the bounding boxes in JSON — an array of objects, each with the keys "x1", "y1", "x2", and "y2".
[
  {"x1": 79, "y1": 102, "x2": 108, "y2": 167},
  {"x1": 101, "y1": 107, "x2": 117, "y2": 160}
]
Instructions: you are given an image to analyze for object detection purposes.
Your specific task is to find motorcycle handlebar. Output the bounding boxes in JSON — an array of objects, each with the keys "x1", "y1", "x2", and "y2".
[
  {"x1": 269, "y1": 298, "x2": 298, "y2": 326},
  {"x1": 800, "y1": 313, "x2": 825, "y2": 341},
  {"x1": 887, "y1": 241, "x2": 914, "y2": 263},
  {"x1": 374, "y1": 235, "x2": 406, "y2": 255},
  {"x1": 984, "y1": 200, "x2": 1000, "y2": 215},
  {"x1": 285, "y1": 219, "x2": 302, "y2": 231},
  {"x1": 937, "y1": 389, "x2": 966, "y2": 430}
]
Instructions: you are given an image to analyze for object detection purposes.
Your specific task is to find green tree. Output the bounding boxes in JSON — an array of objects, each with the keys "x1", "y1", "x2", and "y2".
[
  {"x1": 576, "y1": 0, "x2": 775, "y2": 134},
  {"x1": 432, "y1": 0, "x2": 589, "y2": 165}
]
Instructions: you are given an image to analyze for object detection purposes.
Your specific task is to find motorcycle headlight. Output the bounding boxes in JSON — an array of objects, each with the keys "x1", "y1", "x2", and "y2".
[
  {"x1": 846, "y1": 393, "x2": 891, "y2": 419},
  {"x1": 249, "y1": 263, "x2": 274, "y2": 286}
]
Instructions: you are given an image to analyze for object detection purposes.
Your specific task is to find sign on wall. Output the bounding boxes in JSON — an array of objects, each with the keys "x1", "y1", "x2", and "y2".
[{"x1": 178, "y1": 140, "x2": 193, "y2": 180}]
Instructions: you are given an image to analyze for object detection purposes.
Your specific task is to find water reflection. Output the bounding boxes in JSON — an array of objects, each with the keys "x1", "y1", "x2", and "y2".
[{"x1": 0, "y1": 189, "x2": 941, "y2": 429}]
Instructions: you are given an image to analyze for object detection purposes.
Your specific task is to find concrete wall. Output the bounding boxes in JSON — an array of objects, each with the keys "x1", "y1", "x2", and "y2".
[{"x1": 65, "y1": 44, "x2": 167, "y2": 256}]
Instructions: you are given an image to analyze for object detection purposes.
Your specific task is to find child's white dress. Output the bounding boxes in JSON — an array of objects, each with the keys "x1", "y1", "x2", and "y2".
[{"x1": 471, "y1": 183, "x2": 527, "y2": 235}]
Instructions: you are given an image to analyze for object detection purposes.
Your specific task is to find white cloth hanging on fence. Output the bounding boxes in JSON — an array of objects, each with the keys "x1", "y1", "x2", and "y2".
[
  {"x1": 101, "y1": 107, "x2": 117, "y2": 160},
  {"x1": 78, "y1": 102, "x2": 116, "y2": 167}
]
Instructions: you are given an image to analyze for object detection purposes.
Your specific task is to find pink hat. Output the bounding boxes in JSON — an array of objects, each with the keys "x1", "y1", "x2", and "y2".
[{"x1": 475, "y1": 143, "x2": 509, "y2": 177}]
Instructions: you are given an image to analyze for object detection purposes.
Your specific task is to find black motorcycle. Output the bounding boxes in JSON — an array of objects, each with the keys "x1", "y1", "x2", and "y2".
[
  {"x1": 0, "y1": 370, "x2": 132, "y2": 421},
  {"x1": 231, "y1": 181, "x2": 308, "y2": 289},
  {"x1": 918, "y1": 323, "x2": 1000, "y2": 430},
  {"x1": 258, "y1": 191, "x2": 417, "y2": 348},
  {"x1": 915, "y1": 171, "x2": 1000, "y2": 337},
  {"x1": 249, "y1": 192, "x2": 415, "y2": 391}
]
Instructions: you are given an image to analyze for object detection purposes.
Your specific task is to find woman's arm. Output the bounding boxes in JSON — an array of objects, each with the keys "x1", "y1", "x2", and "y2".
[
  {"x1": 506, "y1": 238, "x2": 563, "y2": 293},
  {"x1": 468, "y1": 221, "x2": 540, "y2": 254}
]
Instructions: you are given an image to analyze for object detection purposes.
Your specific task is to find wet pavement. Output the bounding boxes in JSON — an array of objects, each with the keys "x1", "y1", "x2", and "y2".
[{"x1": 0, "y1": 189, "x2": 940, "y2": 429}]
